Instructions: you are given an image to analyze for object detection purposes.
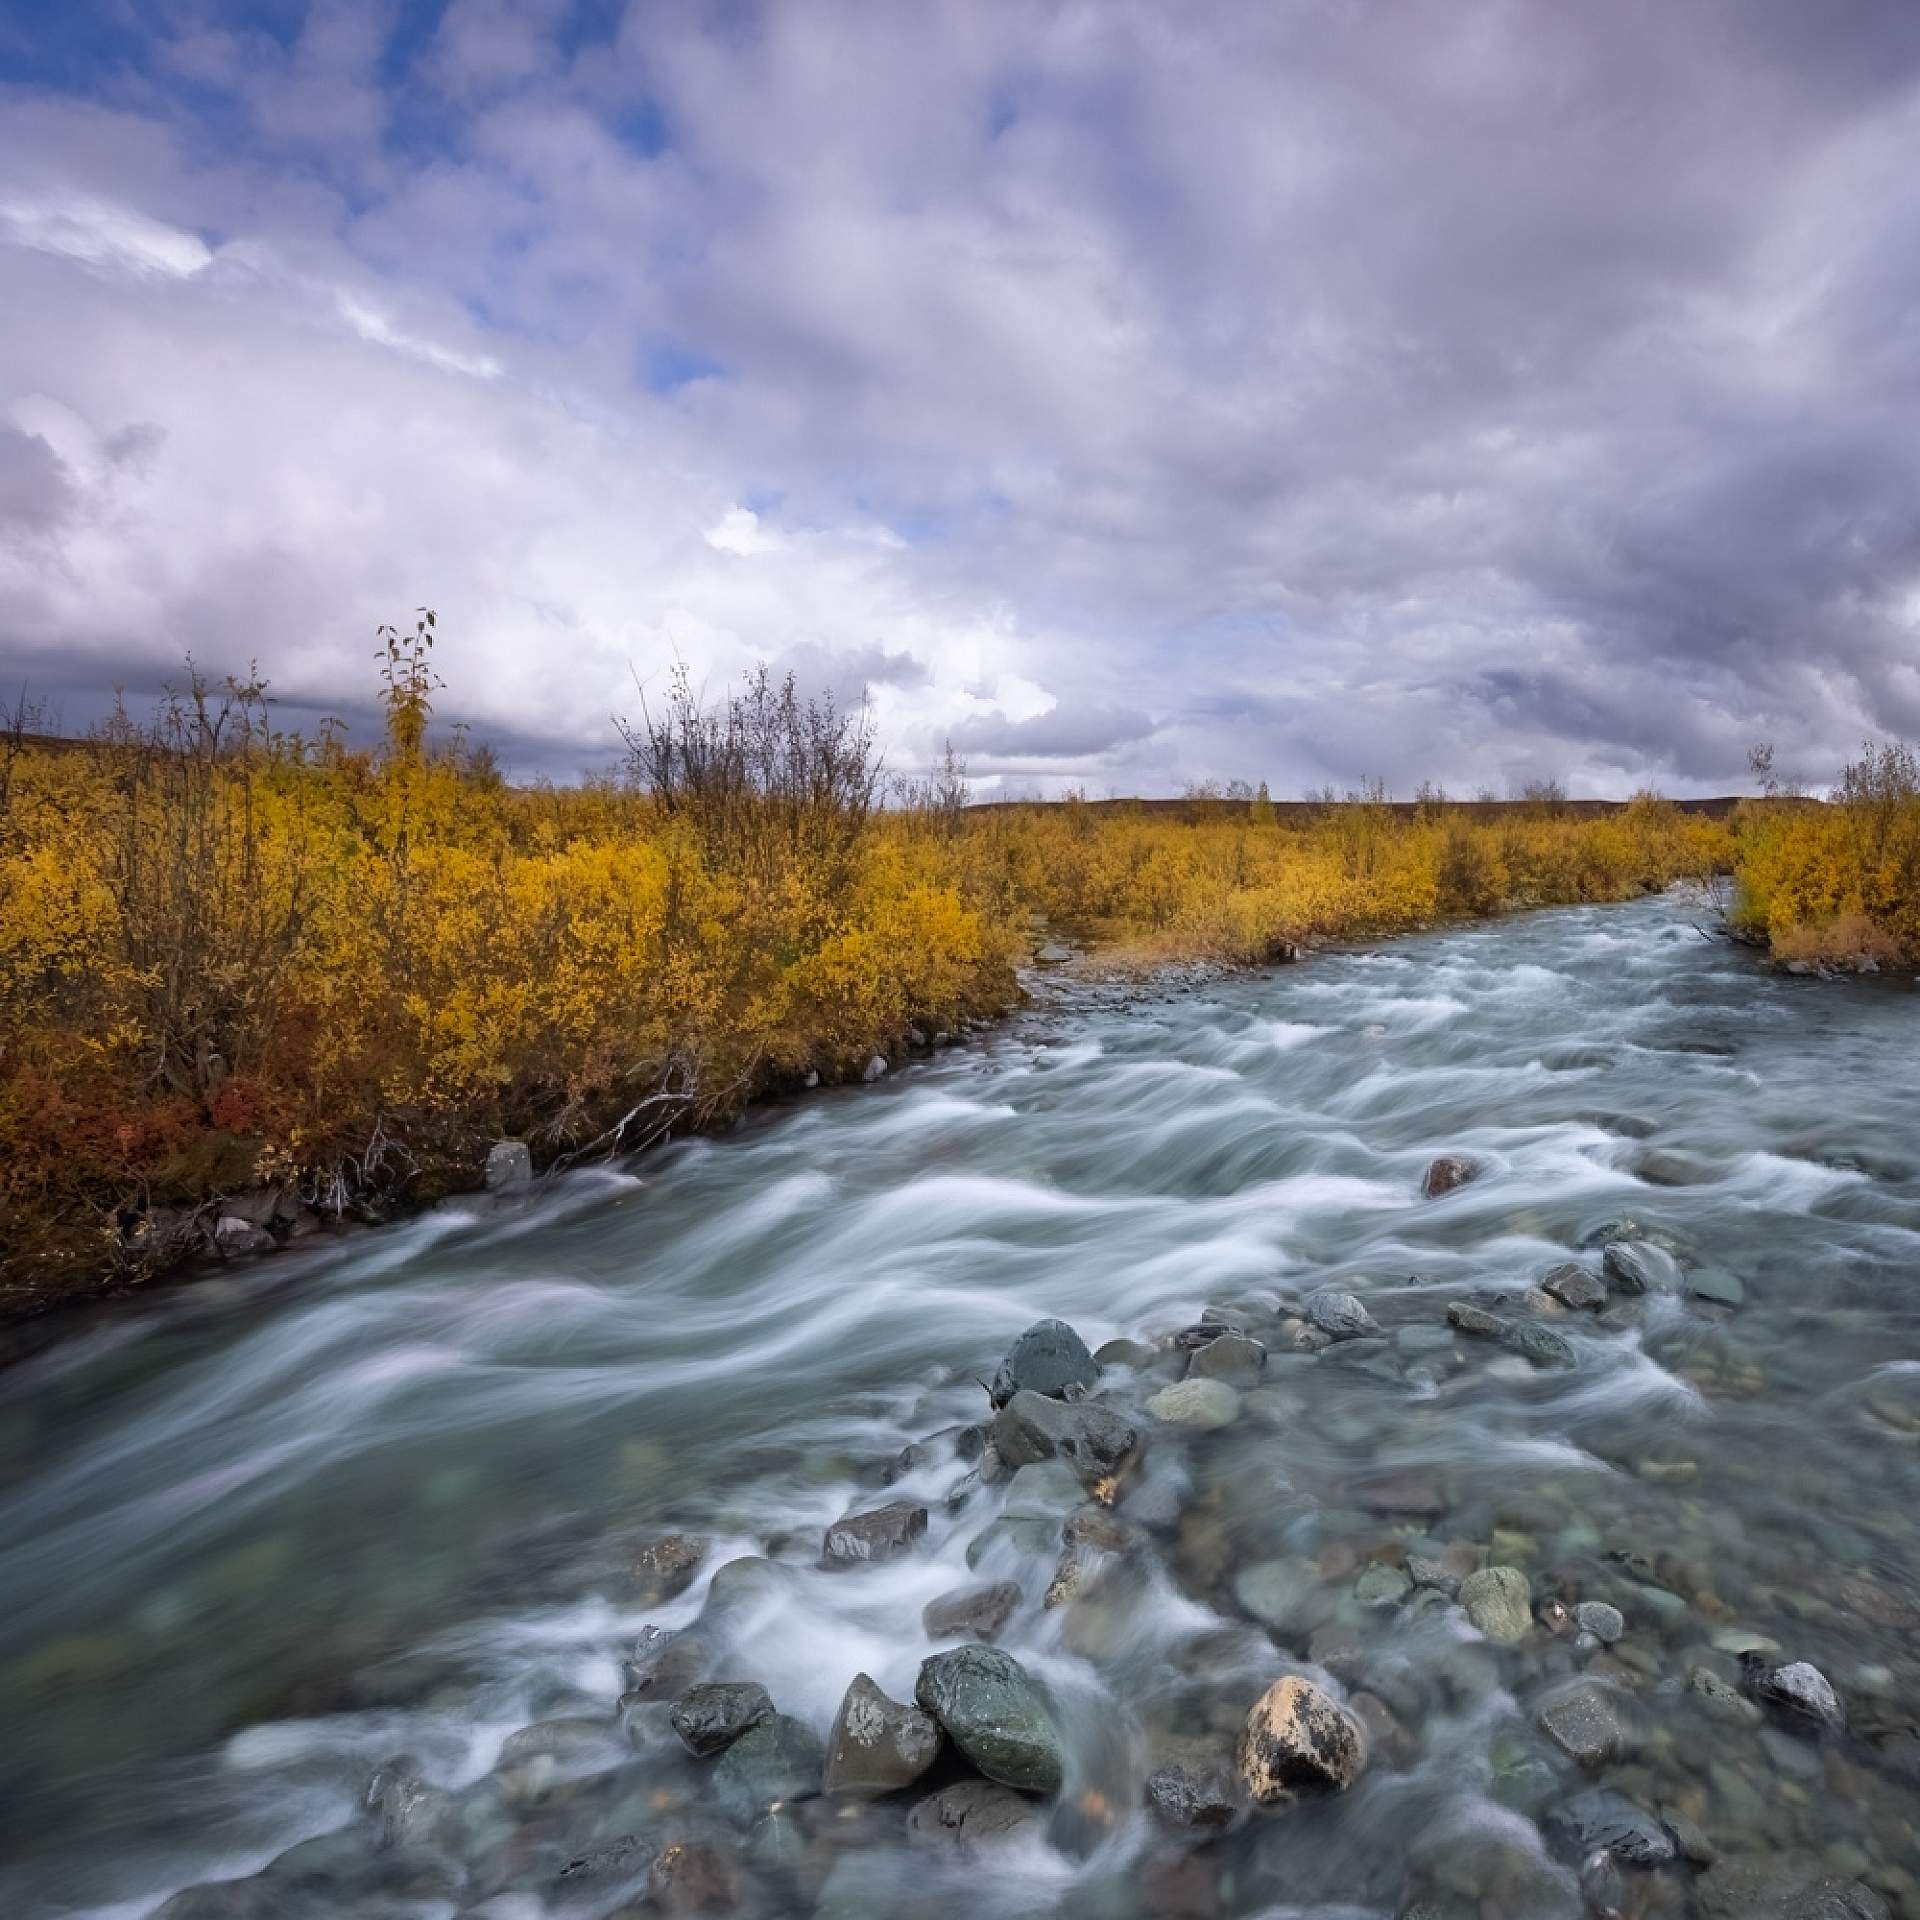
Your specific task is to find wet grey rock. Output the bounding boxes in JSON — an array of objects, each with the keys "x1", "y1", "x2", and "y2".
[
  {"x1": 1187, "y1": 1331, "x2": 1267, "y2": 1385},
  {"x1": 365, "y1": 1757, "x2": 450, "y2": 1850},
  {"x1": 1145, "y1": 1746, "x2": 1241, "y2": 1829},
  {"x1": 498, "y1": 1715, "x2": 617, "y2": 1765},
  {"x1": 1602, "y1": 1240, "x2": 1678, "y2": 1295},
  {"x1": 1459, "y1": 1565, "x2": 1532, "y2": 1643},
  {"x1": 822, "y1": 1499, "x2": 928, "y2": 1568},
  {"x1": 1305, "y1": 1287, "x2": 1378, "y2": 1339},
  {"x1": 988, "y1": 1318, "x2": 1098, "y2": 1407},
  {"x1": 1748, "y1": 1657, "x2": 1845, "y2": 1732},
  {"x1": 1535, "y1": 1677, "x2": 1639, "y2": 1768},
  {"x1": 1498, "y1": 1317, "x2": 1576, "y2": 1368},
  {"x1": 1545, "y1": 1787, "x2": 1676, "y2": 1866},
  {"x1": 1540, "y1": 1263, "x2": 1607, "y2": 1311},
  {"x1": 1144, "y1": 1377, "x2": 1241, "y2": 1426},
  {"x1": 823, "y1": 1672, "x2": 943, "y2": 1796},
  {"x1": 1446, "y1": 1300, "x2": 1504, "y2": 1338},
  {"x1": 1689, "y1": 1666, "x2": 1764, "y2": 1725},
  {"x1": 861, "y1": 1053, "x2": 888, "y2": 1081},
  {"x1": 703, "y1": 1555, "x2": 787, "y2": 1615},
  {"x1": 709, "y1": 1712, "x2": 824, "y2": 1823},
  {"x1": 906, "y1": 1779, "x2": 1039, "y2": 1849},
  {"x1": 483, "y1": 1139, "x2": 532, "y2": 1191},
  {"x1": 1093, "y1": 1336, "x2": 1157, "y2": 1370},
  {"x1": 669, "y1": 1680, "x2": 774, "y2": 1756},
  {"x1": 989, "y1": 1390, "x2": 1137, "y2": 1482},
  {"x1": 924, "y1": 1580, "x2": 1023, "y2": 1641},
  {"x1": 1357, "y1": 1470, "x2": 1448, "y2": 1519},
  {"x1": 212, "y1": 1215, "x2": 275, "y2": 1258},
  {"x1": 1233, "y1": 1557, "x2": 1320, "y2": 1631},
  {"x1": 1423, "y1": 1154, "x2": 1477, "y2": 1198},
  {"x1": 1574, "y1": 1601, "x2": 1624, "y2": 1644},
  {"x1": 1002, "y1": 1457, "x2": 1085, "y2": 1516},
  {"x1": 1695, "y1": 1856, "x2": 1891, "y2": 1920},
  {"x1": 1235, "y1": 1674, "x2": 1368, "y2": 1804},
  {"x1": 556, "y1": 1834, "x2": 653, "y2": 1890},
  {"x1": 915, "y1": 1645, "x2": 1064, "y2": 1794},
  {"x1": 1687, "y1": 1266, "x2": 1747, "y2": 1306}
]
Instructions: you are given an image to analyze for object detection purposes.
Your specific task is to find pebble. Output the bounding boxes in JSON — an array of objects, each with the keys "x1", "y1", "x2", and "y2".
[
  {"x1": 1574, "y1": 1600, "x2": 1625, "y2": 1644},
  {"x1": 1144, "y1": 1378, "x2": 1241, "y2": 1427},
  {"x1": 1535, "y1": 1677, "x2": 1640, "y2": 1768},
  {"x1": 1235, "y1": 1675, "x2": 1367, "y2": 1804},
  {"x1": 1459, "y1": 1564, "x2": 1532, "y2": 1643}
]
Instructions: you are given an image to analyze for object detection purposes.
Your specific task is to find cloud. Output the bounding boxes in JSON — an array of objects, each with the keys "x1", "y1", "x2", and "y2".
[{"x1": 1, "y1": 1, "x2": 1918, "y2": 794}]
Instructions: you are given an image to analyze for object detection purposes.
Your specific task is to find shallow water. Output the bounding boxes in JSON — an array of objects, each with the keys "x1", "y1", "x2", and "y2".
[{"x1": 3, "y1": 894, "x2": 1919, "y2": 1919}]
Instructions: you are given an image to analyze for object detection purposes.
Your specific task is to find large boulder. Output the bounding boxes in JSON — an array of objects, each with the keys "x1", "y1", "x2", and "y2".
[
  {"x1": 990, "y1": 1390, "x2": 1137, "y2": 1483},
  {"x1": 1234, "y1": 1676, "x2": 1367, "y2": 1805},
  {"x1": 669, "y1": 1681, "x2": 774, "y2": 1757},
  {"x1": 709, "y1": 1713, "x2": 824, "y2": 1823},
  {"x1": 823, "y1": 1672, "x2": 943, "y2": 1796},
  {"x1": 822, "y1": 1500, "x2": 928, "y2": 1569},
  {"x1": 988, "y1": 1318, "x2": 1098, "y2": 1407},
  {"x1": 914, "y1": 1646, "x2": 1064, "y2": 1794}
]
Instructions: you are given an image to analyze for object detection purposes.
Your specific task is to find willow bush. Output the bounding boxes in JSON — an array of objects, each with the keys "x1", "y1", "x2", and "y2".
[{"x1": 12, "y1": 625, "x2": 1913, "y2": 1308}]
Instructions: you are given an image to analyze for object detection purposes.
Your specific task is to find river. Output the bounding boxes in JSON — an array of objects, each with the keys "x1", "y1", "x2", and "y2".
[{"x1": 2, "y1": 893, "x2": 1917, "y2": 1919}]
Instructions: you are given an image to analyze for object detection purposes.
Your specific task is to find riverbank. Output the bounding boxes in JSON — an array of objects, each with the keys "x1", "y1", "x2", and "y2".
[{"x1": 5, "y1": 894, "x2": 1918, "y2": 1918}]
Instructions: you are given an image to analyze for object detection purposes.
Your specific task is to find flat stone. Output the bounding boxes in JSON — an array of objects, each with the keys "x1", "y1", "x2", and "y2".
[
  {"x1": 1545, "y1": 1787, "x2": 1676, "y2": 1866},
  {"x1": 1540, "y1": 1263, "x2": 1608, "y2": 1311},
  {"x1": 1459, "y1": 1564, "x2": 1532, "y2": 1643},
  {"x1": 1355, "y1": 1470, "x2": 1448, "y2": 1519},
  {"x1": 915, "y1": 1646, "x2": 1064, "y2": 1794},
  {"x1": 923, "y1": 1580, "x2": 1022, "y2": 1642},
  {"x1": 1446, "y1": 1300, "x2": 1504, "y2": 1338},
  {"x1": 990, "y1": 1390, "x2": 1137, "y2": 1482},
  {"x1": 1233, "y1": 1557, "x2": 1319, "y2": 1631},
  {"x1": 1234, "y1": 1675, "x2": 1367, "y2": 1805},
  {"x1": 1187, "y1": 1332, "x2": 1267, "y2": 1386},
  {"x1": 822, "y1": 1500, "x2": 928, "y2": 1569},
  {"x1": 1535, "y1": 1677, "x2": 1639, "y2": 1768},
  {"x1": 988, "y1": 1318, "x2": 1098, "y2": 1407},
  {"x1": 1144, "y1": 1378, "x2": 1241, "y2": 1427},
  {"x1": 823, "y1": 1672, "x2": 942, "y2": 1797},
  {"x1": 1695, "y1": 1856, "x2": 1891, "y2": 1920},
  {"x1": 1355, "y1": 1564, "x2": 1412, "y2": 1608},
  {"x1": 669, "y1": 1681, "x2": 774, "y2": 1757}
]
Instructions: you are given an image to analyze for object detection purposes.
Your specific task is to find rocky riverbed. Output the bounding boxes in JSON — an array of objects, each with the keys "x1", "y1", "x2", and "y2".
[{"x1": 1, "y1": 893, "x2": 1917, "y2": 1918}]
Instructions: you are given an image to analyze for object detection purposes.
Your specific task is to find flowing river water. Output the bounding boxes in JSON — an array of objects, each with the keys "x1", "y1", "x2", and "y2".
[{"x1": 3, "y1": 894, "x2": 1919, "y2": 1920}]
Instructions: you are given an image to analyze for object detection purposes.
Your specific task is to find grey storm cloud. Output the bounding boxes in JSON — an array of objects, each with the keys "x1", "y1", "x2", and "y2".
[{"x1": 1, "y1": 0, "x2": 1918, "y2": 793}]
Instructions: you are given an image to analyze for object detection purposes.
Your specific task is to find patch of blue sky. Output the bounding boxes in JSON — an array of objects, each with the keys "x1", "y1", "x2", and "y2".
[{"x1": 643, "y1": 338, "x2": 728, "y2": 393}]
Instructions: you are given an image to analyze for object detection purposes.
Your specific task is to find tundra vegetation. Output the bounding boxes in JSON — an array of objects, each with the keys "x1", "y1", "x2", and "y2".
[{"x1": 0, "y1": 619, "x2": 1911, "y2": 1311}]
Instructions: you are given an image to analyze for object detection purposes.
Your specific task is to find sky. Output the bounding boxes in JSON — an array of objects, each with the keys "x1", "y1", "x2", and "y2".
[{"x1": 2, "y1": 0, "x2": 1919, "y2": 795}]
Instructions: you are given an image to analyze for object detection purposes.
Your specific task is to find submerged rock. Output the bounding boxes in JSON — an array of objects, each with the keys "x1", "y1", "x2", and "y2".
[
  {"x1": 1145, "y1": 1743, "x2": 1241, "y2": 1830},
  {"x1": 914, "y1": 1645, "x2": 1064, "y2": 1794},
  {"x1": 632, "y1": 1532, "x2": 708, "y2": 1602},
  {"x1": 1695, "y1": 1856, "x2": 1891, "y2": 1920},
  {"x1": 923, "y1": 1580, "x2": 1022, "y2": 1642},
  {"x1": 1305, "y1": 1288, "x2": 1378, "y2": 1340},
  {"x1": 1422, "y1": 1154, "x2": 1477, "y2": 1198},
  {"x1": 906, "y1": 1780, "x2": 1039, "y2": 1850},
  {"x1": 1686, "y1": 1265, "x2": 1747, "y2": 1306},
  {"x1": 1545, "y1": 1788, "x2": 1675, "y2": 1867},
  {"x1": 1535, "y1": 1677, "x2": 1640, "y2": 1768},
  {"x1": 1145, "y1": 1378, "x2": 1241, "y2": 1427},
  {"x1": 670, "y1": 1681, "x2": 774, "y2": 1757},
  {"x1": 988, "y1": 1318, "x2": 1098, "y2": 1408},
  {"x1": 823, "y1": 1672, "x2": 942, "y2": 1796},
  {"x1": 710, "y1": 1713, "x2": 824, "y2": 1823},
  {"x1": 1234, "y1": 1675, "x2": 1367, "y2": 1805},
  {"x1": 822, "y1": 1499, "x2": 928, "y2": 1569},
  {"x1": 1602, "y1": 1240, "x2": 1678, "y2": 1295},
  {"x1": 1574, "y1": 1601, "x2": 1625, "y2": 1644},
  {"x1": 990, "y1": 1390, "x2": 1136, "y2": 1482},
  {"x1": 1459, "y1": 1565, "x2": 1532, "y2": 1643}
]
